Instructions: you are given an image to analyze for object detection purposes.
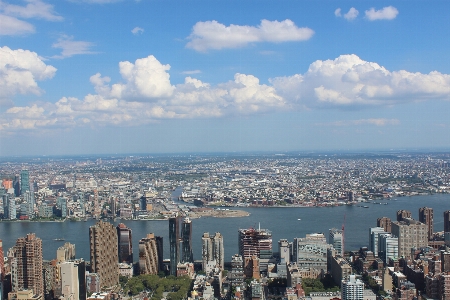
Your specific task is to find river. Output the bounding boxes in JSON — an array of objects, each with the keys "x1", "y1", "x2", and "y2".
[{"x1": 0, "y1": 193, "x2": 449, "y2": 262}]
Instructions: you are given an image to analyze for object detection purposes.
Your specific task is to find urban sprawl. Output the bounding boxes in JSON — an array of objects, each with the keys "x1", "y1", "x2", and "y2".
[{"x1": 1, "y1": 153, "x2": 450, "y2": 300}]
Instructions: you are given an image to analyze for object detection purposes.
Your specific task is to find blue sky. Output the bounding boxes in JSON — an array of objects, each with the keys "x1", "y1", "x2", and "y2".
[{"x1": 1, "y1": 0, "x2": 450, "y2": 155}]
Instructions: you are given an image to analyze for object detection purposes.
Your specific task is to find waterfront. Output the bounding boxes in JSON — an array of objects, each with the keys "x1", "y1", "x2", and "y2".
[{"x1": 0, "y1": 194, "x2": 449, "y2": 262}]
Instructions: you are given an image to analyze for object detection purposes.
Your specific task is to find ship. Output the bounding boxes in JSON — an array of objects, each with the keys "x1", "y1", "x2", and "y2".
[{"x1": 53, "y1": 238, "x2": 65, "y2": 241}]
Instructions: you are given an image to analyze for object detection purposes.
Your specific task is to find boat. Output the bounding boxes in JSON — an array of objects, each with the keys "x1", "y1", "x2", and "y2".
[
  {"x1": 363, "y1": 206, "x2": 369, "y2": 208},
  {"x1": 54, "y1": 238, "x2": 65, "y2": 241},
  {"x1": 298, "y1": 218, "x2": 301, "y2": 221}
]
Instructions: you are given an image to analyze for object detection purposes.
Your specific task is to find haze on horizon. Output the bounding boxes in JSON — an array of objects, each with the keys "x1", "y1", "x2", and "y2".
[{"x1": 1, "y1": 0, "x2": 449, "y2": 156}]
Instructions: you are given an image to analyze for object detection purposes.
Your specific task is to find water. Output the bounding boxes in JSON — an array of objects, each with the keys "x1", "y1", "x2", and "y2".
[{"x1": 0, "y1": 194, "x2": 449, "y2": 262}]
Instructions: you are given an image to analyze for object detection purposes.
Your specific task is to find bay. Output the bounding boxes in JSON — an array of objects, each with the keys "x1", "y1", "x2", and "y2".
[{"x1": 0, "y1": 194, "x2": 449, "y2": 262}]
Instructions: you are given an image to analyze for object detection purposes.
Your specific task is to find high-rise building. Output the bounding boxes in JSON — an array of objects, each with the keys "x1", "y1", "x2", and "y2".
[
  {"x1": 396, "y1": 210, "x2": 412, "y2": 222},
  {"x1": 60, "y1": 261, "x2": 79, "y2": 300},
  {"x1": 57, "y1": 242, "x2": 76, "y2": 262},
  {"x1": 229, "y1": 254, "x2": 244, "y2": 288},
  {"x1": 278, "y1": 239, "x2": 290, "y2": 264},
  {"x1": 445, "y1": 211, "x2": 450, "y2": 233},
  {"x1": 293, "y1": 233, "x2": 332, "y2": 271},
  {"x1": 20, "y1": 170, "x2": 29, "y2": 195},
  {"x1": 169, "y1": 215, "x2": 181, "y2": 276},
  {"x1": 391, "y1": 218, "x2": 428, "y2": 259},
  {"x1": 377, "y1": 217, "x2": 392, "y2": 233},
  {"x1": 139, "y1": 233, "x2": 161, "y2": 275},
  {"x1": 329, "y1": 228, "x2": 343, "y2": 256},
  {"x1": 201, "y1": 232, "x2": 224, "y2": 271},
  {"x1": 369, "y1": 227, "x2": 387, "y2": 257},
  {"x1": 13, "y1": 175, "x2": 20, "y2": 197},
  {"x1": 10, "y1": 233, "x2": 43, "y2": 297},
  {"x1": 419, "y1": 207, "x2": 434, "y2": 240},
  {"x1": 238, "y1": 227, "x2": 272, "y2": 259},
  {"x1": 181, "y1": 218, "x2": 193, "y2": 263},
  {"x1": 378, "y1": 233, "x2": 398, "y2": 263},
  {"x1": 341, "y1": 275, "x2": 364, "y2": 300},
  {"x1": 89, "y1": 221, "x2": 119, "y2": 288},
  {"x1": 117, "y1": 223, "x2": 133, "y2": 264}
]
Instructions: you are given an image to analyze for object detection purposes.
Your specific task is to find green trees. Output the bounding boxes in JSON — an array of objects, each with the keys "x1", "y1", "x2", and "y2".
[
  {"x1": 301, "y1": 276, "x2": 340, "y2": 296},
  {"x1": 124, "y1": 274, "x2": 192, "y2": 300}
]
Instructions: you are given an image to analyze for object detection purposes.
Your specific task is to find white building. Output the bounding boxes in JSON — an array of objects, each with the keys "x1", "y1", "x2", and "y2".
[
  {"x1": 341, "y1": 275, "x2": 364, "y2": 300},
  {"x1": 378, "y1": 233, "x2": 398, "y2": 263},
  {"x1": 369, "y1": 227, "x2": 387, "y2": 257},
  {"x1": 329, "y1": 228, "x2": 343, "y2": 256}
]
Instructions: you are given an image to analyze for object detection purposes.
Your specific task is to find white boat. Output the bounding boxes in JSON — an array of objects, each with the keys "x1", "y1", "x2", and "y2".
[{"x1": 298, "y1": 218, "x2": 301, "y2": 220}]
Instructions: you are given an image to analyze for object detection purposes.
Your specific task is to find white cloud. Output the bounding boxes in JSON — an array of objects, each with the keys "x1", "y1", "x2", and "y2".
[
  {"x1": 186, "y1": 19, "x2": 314, "y2": 52},
  {"x1": 271, "y1": 54, "x2": 450, "y2": 109},
  {"x1": 1, "y1": 0, "x2": 63, "y2": 21},
  {"x1": 51, "y1": 35, "x2": 96, "y2": 58},
  {"x1": 344, "y1": 7, "x2": 359, "y2": 21},
  {"x1": 131, "y1": 26, "x2": 144, "y2": 35},
  {"x1": 4, "y1": 53, "x2": 450, "y2": 133},
  {"x1": 0, "y1": 46, "x2": 56, "y2": 102},
  {"x1": 320, "y1": 118, "x2": 400, "y2": 127},
  {"x1": 365, "y1": 6, "x2": 399, "y2": 21},
  {"x1": 181, "y1": 70, "x2": 201, "y2": 75},
  {"x1": 92, "y1": 55, "x2": 175, "y2": 100},
  {"x1": 334, "y1": 8, "x2": 341, "y2": 17},
  {"x1": 0, "y1": 14, "x2": 34, "y2": 35}
]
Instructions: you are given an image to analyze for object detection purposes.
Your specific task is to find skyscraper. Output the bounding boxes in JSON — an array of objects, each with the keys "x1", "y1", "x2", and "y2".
[
  {"x1": 169, "y1": 215, "x2": 181, "y2": 276},
  {"x1": 369, "y1": 227, "x2": 387, "y2": 257},
  {"x1": 89, "y1": 221, "x2": 119, "y2": 288},
  {"x1": 20, "y1": 170, "x2": 29, "y2": 195},
  {"x1": 117, "y1": 223, "x2": 133, "y2": 264},
  {"x1": 238, "y1": 227, "x2": 272, "y2": 259},
  {"x1": 278, "y1": 239, "x2": 290, "y2": 264},
  {"x1": 329, "y1": 228, "x2": 343, "y2": 256},
  {"x1": 419, "y1": 207, "x2": 434, "y2": 240},
  {"x1": 201, "y1": 232, "x2": 224, "y2": 271},
  {"x1": 10, "y1": 233, "x2": 43, "y2": 297},
  {"x1": 445, "y1": 211, "x2": 450, "y2": 233},
  {"x1": 181, "y1": 218, "x2": 193, "y2": 263},
  {"x1": 139, "y1": 233, "x2": 162, "y2": 275}
]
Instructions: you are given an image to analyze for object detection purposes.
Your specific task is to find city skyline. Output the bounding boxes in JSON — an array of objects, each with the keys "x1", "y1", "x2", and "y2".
[{"x1": 1, "y1": 1, "x2": 450, "y2": 156}]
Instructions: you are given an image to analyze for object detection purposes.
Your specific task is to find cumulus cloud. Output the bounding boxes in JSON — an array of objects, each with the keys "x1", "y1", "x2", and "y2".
[
  {"x1": 365, "y1": 6, "x2": 399, "y2": 21},
  {"x1": 3, "y1": 53, "x2": 450, "y2": 133},
  {"x1": 1, "y1": 0, "x2": 63, "y2": 21},
  {"x1": 344, "y1": 7, "x2": 359, "y2": 21},
  {"x1": 131, "y1": 27, "x2": 144, "y2": 35},
  {"x1": 186, "y1": 19, "x2": 314, "y2": 52},
  {"x1": 0, "y1": 46, "x2": 57, "y2": 103},
  {"x1": 51, "y1": 35, "x2": 96, "y2": 59},
  {"x1": 271, "y1": 54, "x2": 450, "y2": 109}
]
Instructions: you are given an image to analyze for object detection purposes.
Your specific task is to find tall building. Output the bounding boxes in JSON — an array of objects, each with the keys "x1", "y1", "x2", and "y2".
[
  {"x1": 419, "y1": 207, "x2": 434, "y2": 240},
  {"x1": 89, "y1": 221, "x2": 119, "y2": 288},
  {"x1": 13, "y1": 175, "x2": 20, "y2": 197},
  {"x1": 329, "y1": 228, "x2": 343, "y2": 256},
  {"x1": 181, "y1": 218, "x2": 193, "y2": 263},
  {"x1": 293, "y1": 233, "x2": 332, "y2": 271},
  {"x1": 278, "y1": 239, "x2": 290, "y2": 264},
  {"x1": 139, "y1": 233, "x2": 161, "y2": 275},
  {"x1": 57, "y1": 242, "x2": 76, "y2": 262},
  {"x1": 377, "y1": 217, "x2": 392, "y2": 233},
  {"x1": 117, "y1": 223, "x2": 133, "y2": 264},
  {"x1": 0, "y1": 239, "x2": 4, "y2": 300},
  {"x1": 20, "y1": 170, "x2": 29, "y2": 195},
  {"x1": 238, "y1": 227, "x2": 272, "y2": 259},
  {"x1": 60, "y1": 261, "x2": 79, "y2": 300},
  {"x1": 169, "y1": 215, "x2": 181, "y2": 276},
  {"x1": 229, "y1": 254, "x2": 244, "y2": 288},
  {"x1": 445, "y1": 211, "x2": 450, "y2": 233},
  {"x1": 369, "y1": 227, "x2": 387, "y2": 257},
  {"x1": 341, "y1": 275, "x2": 364, "y2": 300},
  {"x1": 391, "y1": 218, "x2": 428, "y2": 259},
  {"x1": 396, "y1": 210, "x2": 412, "y2": 222},
  {"x1": 201, "y1": 232, "x2": 224, "y2": 271},
  {"x1": 10, "y1": 233, "x2": 43, "y2": 297},
  {"x1": 378, "y1": 233, "x2": 399, "y2": 263}
]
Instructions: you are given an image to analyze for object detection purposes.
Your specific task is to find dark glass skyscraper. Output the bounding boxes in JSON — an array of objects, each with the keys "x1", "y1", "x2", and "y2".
[
  {"x1": 181, "y1": 217, "x2": 193, "y2": 263},
  {"x1": 117, "y1": 223, "x2": 133, "y2": 264},
  {"x1": 20, "y1": 170, "x2": 29, "y2": 195},
  {"x1": 169, "y1": 216, "x2": 180, "y2": 275}
]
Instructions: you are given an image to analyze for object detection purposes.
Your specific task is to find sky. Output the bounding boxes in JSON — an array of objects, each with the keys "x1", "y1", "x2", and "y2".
[{"x1": 1, "y1": 0, "x2": 450, "y2": 156}]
